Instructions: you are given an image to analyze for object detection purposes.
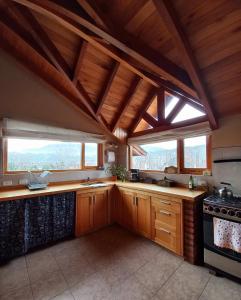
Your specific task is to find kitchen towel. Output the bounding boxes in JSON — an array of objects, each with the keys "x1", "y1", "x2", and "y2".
[{"x1": 213, "y1": 217, "x2": 241, "y2": 254}]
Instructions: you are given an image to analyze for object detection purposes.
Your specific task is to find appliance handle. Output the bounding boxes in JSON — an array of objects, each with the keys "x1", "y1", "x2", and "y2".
[{"x1": 220, "y1": 182, "x2": 232, "y2": 186}]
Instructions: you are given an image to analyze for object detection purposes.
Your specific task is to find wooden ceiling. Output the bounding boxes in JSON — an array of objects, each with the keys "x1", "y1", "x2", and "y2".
[{"x1": 0, "y1": 0, "x2": 241, "y2": 141}]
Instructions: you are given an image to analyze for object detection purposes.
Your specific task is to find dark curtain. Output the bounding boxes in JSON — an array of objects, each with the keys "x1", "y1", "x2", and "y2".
[{"x1": 0, "y1": 192, "x2": 75, "y2": 262}]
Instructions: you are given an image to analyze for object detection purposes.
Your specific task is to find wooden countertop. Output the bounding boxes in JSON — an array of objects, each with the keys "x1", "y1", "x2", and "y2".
[{"x1": 0, "y1": 181, "x2": 205, "y2": 202}]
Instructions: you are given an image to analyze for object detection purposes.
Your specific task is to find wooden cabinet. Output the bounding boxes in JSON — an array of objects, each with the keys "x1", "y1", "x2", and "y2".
[
  {"x1": 118, "y1": 188, "x2": 151, "y2": 238},
  {"x1": 151, "y1": 195, "x2": 183, "y2": 255},
  {"x1": 75, "y1": 188, "x2": 109, "y2": 237}
]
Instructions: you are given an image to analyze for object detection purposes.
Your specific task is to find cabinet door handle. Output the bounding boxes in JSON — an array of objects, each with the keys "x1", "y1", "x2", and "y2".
[
  {"x1": 158, "y1": 227, "x2": 171, "y2": 234},
  {"x1": 159, "y1": 200, "x2": 171, "y2": 205},
  {"x1": 159, "y1": 210, "x2": 171, "y2": 216},
  {"x1": 136, "y1": 197, "x2": 138, "y2": 206}
]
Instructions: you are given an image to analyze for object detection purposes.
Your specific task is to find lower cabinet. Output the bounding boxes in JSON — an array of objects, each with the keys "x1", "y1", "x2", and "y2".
[
  {"x1": 151, "y1": 195, "x2": 183, "y2": 255},
  {"x1": 75, "y1": 188, "x2": 109, "y2": 236},
  {"x1": 118, "y1": 188, "x2": 151, "y2": 239}
]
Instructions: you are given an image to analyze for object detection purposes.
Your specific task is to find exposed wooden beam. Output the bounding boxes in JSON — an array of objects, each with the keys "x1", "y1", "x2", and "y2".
[
  {"x1": 112, "y1": 76, "x2": 142, "y2": 132},
  {"x1": 166, "y1": 98, "x2": 186, "y2": 123},
  {"x1": 130, "y1": 116, "x2": 208, "y2": 138},
  {"x1": 153, "y1": 0, "x2": 217, "y2": 129},
  {"x1": 14, "y1": 5, "x2": 99, "y2": 121},
  {"x1": 129, "y1": 88, "x2": 157, "y2": 134},
  {"x1": 142, "y1": 112, "x2": 159, "y2": 128},
  {"x1": 96, "y1": 61, "x2": 120, "y2": 116},
  {"x1": 12, "y1": 0, "x2": 197, "y2": 98},
  {"x1": 73, "y1": 40, "x2": 88, "y2": 85},
  {"x1": 157, "y1": 88, "x2": 165, "y2": 124}
]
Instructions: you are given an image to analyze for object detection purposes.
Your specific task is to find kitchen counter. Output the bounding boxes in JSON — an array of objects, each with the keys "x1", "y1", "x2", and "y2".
[{"x1": 0, "y1": 180, "x2": 205, "y2": 202}]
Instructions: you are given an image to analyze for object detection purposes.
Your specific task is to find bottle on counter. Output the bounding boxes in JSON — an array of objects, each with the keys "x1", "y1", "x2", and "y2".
[{"x1": 188, "y1": 175, "x2": 194, "y2": 190}]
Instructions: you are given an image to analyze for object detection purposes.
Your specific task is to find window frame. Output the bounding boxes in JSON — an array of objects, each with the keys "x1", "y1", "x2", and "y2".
[
  {"x1": 3, "y1": 138, "x2": 103, "y2": 174},
  {"x1": 129, "y1": 135, "x2": 211, "y2": 175}
]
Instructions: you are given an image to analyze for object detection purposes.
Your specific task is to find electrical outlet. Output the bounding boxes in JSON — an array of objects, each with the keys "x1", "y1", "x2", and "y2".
[
  {"x1": 19, "y1": 179, "x2": 28, "y2": 185},
  {"x1": 2, "y1": 180, "x2": 13, "y2": 186}
]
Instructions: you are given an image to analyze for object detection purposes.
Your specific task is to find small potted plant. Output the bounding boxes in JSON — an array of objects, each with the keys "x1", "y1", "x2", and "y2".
[{"x1": 106, "y1": 164, "x2": 128, "y2": 182}]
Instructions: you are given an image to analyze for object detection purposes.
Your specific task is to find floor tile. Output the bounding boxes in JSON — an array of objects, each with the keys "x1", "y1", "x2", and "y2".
[
  {"x1": 200, "y1": 275, "x2": 241, "y2": 300},
  {"x1": 51, "y1": 290, "x2": 74, "y2": 300},
  {"x1": 31, "y1": 270, "x2": 67, "y2": 300},
  {"x1": 0, "y1": 256, "x2": 29, "y2": 297},
  {"x1": 71, "y1": 272, "x2": 112, "y2": 300},
  {"x1": 0, "y1": 285, "x2": 33, "y2": 300},
  {"x1": 111, "y1": 274, "x2": 153, "y2": 300},
  {"x1": 26, "y1": 248, "x2": 60, "y2": 283},
  {"x1": 157, "y1": 261, "x2": 211, "y2": 300}
]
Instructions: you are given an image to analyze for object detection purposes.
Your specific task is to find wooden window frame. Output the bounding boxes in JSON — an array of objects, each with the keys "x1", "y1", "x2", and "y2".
[
  {"x1": 3, "y1": 138, "x2": 103, "y2": 174},
  {"x1": 129, "y1": 135, "x2": 211, "y2": 175}
]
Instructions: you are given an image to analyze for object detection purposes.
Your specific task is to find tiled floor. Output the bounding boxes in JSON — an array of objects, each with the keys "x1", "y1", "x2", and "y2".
[{"x1": 0, "y1": 225, "x2": 241, "y2": 300}]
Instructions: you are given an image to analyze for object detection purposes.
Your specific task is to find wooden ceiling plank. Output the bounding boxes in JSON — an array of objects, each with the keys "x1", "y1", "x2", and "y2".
[
  {"x1": 112, "y1": 76, "x2": 142, "y2": 132},
  {"x1": 153, "y1": 0, "x2": 218, "y2": 129},
  {"x1": 130, "y1": 116, "x2": 208, "y2": 138},
  {"x1": 142, "y1": 112, "x2": 159, "y2": 128},
  {"x1": 12, "y1": 0, "x2": 198, "y2": 98},
  {"x1": 96, "y1": 61, "x2": 120, "y2": 116},
  {"x1": 128, "y1": 88, "x2": 157, "y2": 134},
  {"x1": 73, "y1": 40, "x2": 88, "y2": 86}
]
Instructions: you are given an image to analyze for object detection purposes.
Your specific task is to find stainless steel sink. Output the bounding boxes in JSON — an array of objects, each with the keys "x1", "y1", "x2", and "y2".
[{"x1": 81, "y1": 182, "x2": 108, "y2": 188}]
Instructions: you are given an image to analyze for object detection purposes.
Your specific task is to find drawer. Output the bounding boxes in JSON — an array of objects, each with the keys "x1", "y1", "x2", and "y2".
[
  {"x1": 152, "y1": 197, "x2": 181, "y2": 213},
  {"x1": 154, "y1": 226, "x2": 177, "y2": 253},
  {"x1": 155, "y1": 209, "x2": 177, "y2": 228}
]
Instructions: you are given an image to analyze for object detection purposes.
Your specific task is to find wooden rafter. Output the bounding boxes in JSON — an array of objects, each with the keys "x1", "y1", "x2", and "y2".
[
  {"x1": 130, "y1": 116, "x2": 208, "y2": 138},
  {"x1": 112, "y1": 76, "x2": 142, "y2": 132},
  {"x1": 153, "y1": 0, "x2": 217, "y2": 129},
  {"x1": 142, "y1": 112, "x2": 159, "y2": 128},
  {"x1": 128, "y1": 88, "x2": 157, "y2": 134},
  {"x1": 12, "y1": 0, "x2": 198, "y2": 99},
  {"x1": 73, "y1": 40, "x2": 88, "y2": 86},
  {"x1": 96, "y1": 61, "x2": 120, "y2": 116}
]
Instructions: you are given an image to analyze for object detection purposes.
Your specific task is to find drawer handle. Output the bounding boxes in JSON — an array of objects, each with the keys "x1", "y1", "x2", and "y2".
[
  {"x1": 159, "y1": 200, "x2": 171, "y2": 205},
  {"x1": 159, "y1": 210, "x2": 171, "y2": 216},
  {"x1": 158, "y1": 227, "x2": 171, "y2": 234}
]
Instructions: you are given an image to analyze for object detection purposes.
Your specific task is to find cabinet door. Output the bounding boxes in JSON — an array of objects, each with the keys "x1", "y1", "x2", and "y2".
[
  {"x1": 75, "y1": 192, "x2": 93, "y2": 237},
  {"x1": 121, "y1": 189, "x2": 135, "y2": 231},
  {"x1": 93, "y1": 189, "x2": 108, "y2": 230},
  {"x1": 135, "y1": 193, "x2": 151, "y2": 238}
]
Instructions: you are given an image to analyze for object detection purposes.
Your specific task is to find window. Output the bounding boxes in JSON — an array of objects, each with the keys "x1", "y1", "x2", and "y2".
[
  {"x1": 4, "y1": 138, "x2": 102, "y2": 172},
  {"x1": 131, "y1": 140, "x2": 177, "y2": 171},
  {"x1": 130, "y1": 135, "x2": 211, "y2": 174}
]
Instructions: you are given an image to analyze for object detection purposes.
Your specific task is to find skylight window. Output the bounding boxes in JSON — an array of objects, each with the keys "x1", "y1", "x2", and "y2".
[
  {"x1": 165, "y1": 94, "x2": 179, "y2": 118},
  {"x1": 172, "y1": 103, "x2": 205, "y2": 123}
]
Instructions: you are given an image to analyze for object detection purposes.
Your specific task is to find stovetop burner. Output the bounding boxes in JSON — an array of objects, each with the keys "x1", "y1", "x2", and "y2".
[{"x1": 204, "y1": 195, "x2": 241, "y2": 209}]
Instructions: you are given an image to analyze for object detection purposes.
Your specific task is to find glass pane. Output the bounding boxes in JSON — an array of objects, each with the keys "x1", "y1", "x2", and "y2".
[
  {"x1": 147, "y1": 96, "x2": 158, "y2": 120},
  {"x1": 172, "y1": 103, "x2": 205, "y2": 123},
  {"x1": 184, "y1": 136, "x2": 207, "y2": 168},
  {"x1": 132, "y1": 140, "x2": 177, "y2": 170},
  {"x1": 165, "y1": 93, "x2": 179, "y2": 118},
  {"x1": 7, "y1": 138, "x2": 81, "y2": 171},
  {"x1": 85, "y1": 143, "x2": 98, "y2": 166}
]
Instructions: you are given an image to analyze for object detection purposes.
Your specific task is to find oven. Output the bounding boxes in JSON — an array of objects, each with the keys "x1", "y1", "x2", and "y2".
[{"x1": 203, "y1": 196, "x2": 241, "y2": 280}]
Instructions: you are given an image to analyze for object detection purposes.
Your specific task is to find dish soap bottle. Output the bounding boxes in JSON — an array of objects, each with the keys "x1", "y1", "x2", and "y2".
[{"x1": 188, "y1": 175, "x2": 194, "y2": 190}]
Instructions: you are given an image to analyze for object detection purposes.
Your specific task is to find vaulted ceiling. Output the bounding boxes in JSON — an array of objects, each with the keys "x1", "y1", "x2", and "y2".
[{"x1": 0, "y1": 0, "x2": 241, "y2": 141}]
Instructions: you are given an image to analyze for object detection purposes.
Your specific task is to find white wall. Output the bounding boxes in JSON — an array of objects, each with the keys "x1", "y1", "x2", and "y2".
[{"x1": 0, "y1": 50, "x2": 115, "y2": 185}]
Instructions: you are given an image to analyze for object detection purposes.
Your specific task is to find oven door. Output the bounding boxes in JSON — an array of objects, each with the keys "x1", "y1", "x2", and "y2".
[{"x1": 203, "y1": 212, "x2": 241, "y2": 263}]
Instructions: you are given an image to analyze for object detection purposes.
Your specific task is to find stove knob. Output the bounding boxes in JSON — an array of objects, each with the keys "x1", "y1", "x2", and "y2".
[
  {"x1": 228, "y1": 210, "x2": 235, "y2": 216},
  {"x1": 220, "y1": 208, "x2": 227, "y2": 214},
  {"x1": 208, "y1": 206, "x2": 214, "y2": 212},
  {"x1": 235, "y1": 211, "x2": 241, "y2": 218},
  {"x1": 214, "y1": 207, "x2": 220, "y2": 213}
]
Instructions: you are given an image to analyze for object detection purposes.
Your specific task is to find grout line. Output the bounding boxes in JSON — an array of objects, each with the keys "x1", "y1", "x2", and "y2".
[{"x1": 197, "y1": 274, "x2": 212, "y2": 300}]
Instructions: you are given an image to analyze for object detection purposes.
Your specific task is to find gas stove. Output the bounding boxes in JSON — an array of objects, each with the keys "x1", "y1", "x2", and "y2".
[{"x1": 203, "y1": 195, "x2": 241, "y2": 221}]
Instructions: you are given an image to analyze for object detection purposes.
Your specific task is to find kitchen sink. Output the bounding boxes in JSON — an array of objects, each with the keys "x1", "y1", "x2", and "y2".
[{"x1": 80, "y1": 182, "x2": 109, "y2": 188}]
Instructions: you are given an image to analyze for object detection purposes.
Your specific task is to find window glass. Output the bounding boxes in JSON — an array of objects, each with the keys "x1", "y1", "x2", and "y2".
[
  {"x1": 7, "y1": 138, "x2": 82, "y2": 171},
  {"x1": 184, "y1": 136, "x2": 207, "y2": 168},
  {"x1": 165, "y1": 93, "x2": 179, "y2": 118},
  {"x1": 84, "y1": 143, "x2": 98, "y2": 166},
  {"x1": 132, "y1": 140, "x2": 177, "y2": 170},
  {"x1": 172, "y1": 103, "x2": 205, "y2": 123}
]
